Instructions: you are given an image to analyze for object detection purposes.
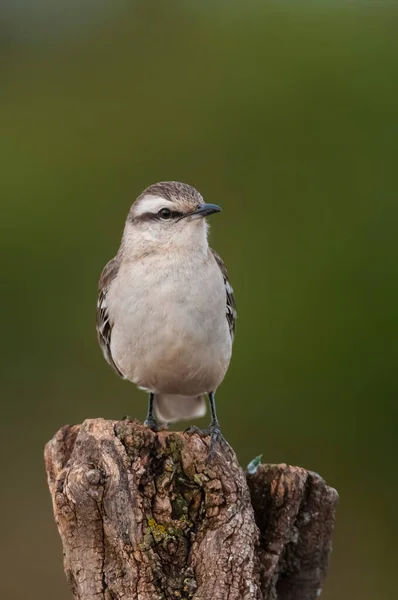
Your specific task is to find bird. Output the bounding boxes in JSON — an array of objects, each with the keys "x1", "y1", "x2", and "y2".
[{"x1": 96, "y1": 181, "x2": 236, "y2": 451}]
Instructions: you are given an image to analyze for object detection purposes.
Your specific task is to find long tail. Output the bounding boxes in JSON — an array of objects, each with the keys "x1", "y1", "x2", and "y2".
[{"x1": 154, "y1": 394, "x2": 207, "y2": 424}]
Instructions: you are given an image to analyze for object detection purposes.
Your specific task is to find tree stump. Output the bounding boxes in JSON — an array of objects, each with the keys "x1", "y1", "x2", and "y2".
[{"x1": 44, "y1": 418, "x2": 338, "y2": 600}]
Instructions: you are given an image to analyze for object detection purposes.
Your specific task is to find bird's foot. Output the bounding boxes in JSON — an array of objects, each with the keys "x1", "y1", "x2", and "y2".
[
  {"x1": 208, "y1": 422, "x2": 223, "y2": 461},
  {"x1": 184, "y1": 425, "x2": 206, "y2": 436},
  {"x1": 184, "y1": 422, "x2": 223, "y2": 461},
  {"x1": 144, "y1": 416, "x2": 167, "y2": 432}
]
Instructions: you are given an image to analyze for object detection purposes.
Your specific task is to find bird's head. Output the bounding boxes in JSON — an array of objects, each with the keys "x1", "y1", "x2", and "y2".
[{"x1": 123, "y1": 181, "x2": 221, "y2": 256}]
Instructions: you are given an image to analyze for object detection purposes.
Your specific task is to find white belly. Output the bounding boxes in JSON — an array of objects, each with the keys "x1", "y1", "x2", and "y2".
[{"x1": 107, "y1": 252, "x2": 232, "y2": 395}]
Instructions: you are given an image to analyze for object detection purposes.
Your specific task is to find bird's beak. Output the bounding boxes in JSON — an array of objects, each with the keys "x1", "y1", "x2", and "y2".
[{"x1": 190, "y1": 203, "x2": 222, "y2": 218}]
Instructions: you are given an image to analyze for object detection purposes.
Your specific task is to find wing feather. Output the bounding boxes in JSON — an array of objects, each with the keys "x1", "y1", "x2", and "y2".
[
  {"x1": 211, "y1": 248, "x2": 237, "y2": 340},
  {"x1": 96, "y1": 255, "x2": 124, "y2": 377}
]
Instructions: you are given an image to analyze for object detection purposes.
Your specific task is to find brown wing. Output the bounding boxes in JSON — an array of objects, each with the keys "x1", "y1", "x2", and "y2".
[
  {"x1": 96, "y1": 254, "x2": 124, "y2": 377},
  {"x1": 211, "y1": 248, "x2": 237, "y2": 340}
]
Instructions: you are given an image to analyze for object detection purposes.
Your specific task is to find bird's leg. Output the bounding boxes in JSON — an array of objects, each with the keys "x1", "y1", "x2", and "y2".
[
  {"x1": 144, "y1": 392, "x2": 161, "y2": 431},
  {"x1": 184, "y1": 391, "x2": 222, "y2": 458},
  {"x1": 208, "y1": 391, "x2": 222, "y2": 457}
]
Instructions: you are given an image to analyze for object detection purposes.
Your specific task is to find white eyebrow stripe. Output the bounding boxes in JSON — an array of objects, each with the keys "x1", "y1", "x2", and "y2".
[{"x1": 134, "y1": 195, "x2": 173, "y2": 216}]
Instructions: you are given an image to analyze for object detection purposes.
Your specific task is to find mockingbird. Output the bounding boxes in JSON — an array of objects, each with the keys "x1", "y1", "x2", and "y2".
[{"x1": 96, "y1": 181, "x2": 236, "y2": 449}]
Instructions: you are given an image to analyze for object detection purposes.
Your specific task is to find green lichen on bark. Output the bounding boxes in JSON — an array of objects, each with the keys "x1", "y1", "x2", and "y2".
[{"x1": 115, "y1": 424, "x2": 203, "y2": 597}]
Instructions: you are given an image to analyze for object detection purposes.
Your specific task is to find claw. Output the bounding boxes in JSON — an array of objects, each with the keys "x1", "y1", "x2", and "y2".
[
  {"x1": 184, "y1": 423, "x2": 223, "y2": 461},
  {"x1": 207, "y1": 423, "x2": 222, "y2": 462},
  {"x1": 184, "y1": 425, "x2": 207, "y2": 436},
  {"x1": 144, "y1": 417, "x2": 166, "y2": 432}
]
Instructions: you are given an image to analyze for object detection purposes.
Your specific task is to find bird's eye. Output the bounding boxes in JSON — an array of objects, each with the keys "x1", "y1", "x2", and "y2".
[{"x1": 158, "y1": 208, "x2": 172, "y2": 220}]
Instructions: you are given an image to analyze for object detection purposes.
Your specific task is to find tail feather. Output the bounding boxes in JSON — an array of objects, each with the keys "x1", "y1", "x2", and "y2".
[{"x1": 154, "y1": 394, "x2": 207, "y2": 424}]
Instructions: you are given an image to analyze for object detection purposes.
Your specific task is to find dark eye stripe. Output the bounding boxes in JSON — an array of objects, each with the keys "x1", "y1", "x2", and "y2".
[
  {"x1": 164, "y1": 210, "x2": 183, "y2": 220},
  {"x1": 131, "y1": 210, "x2": 184, "y2": 223}
]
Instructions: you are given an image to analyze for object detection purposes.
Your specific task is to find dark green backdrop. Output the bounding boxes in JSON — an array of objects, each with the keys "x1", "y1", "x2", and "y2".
[{"x1": 1, "y1": 2, "x2": 397, "y2": 599}]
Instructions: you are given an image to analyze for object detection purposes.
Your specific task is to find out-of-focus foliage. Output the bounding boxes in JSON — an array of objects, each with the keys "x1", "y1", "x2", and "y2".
[{"x1": 1, "y1": 2, "x2": 397, "y2": 598}]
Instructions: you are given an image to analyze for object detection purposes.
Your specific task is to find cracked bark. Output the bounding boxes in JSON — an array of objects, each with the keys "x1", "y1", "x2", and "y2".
[{"x1": 44, "y1": 418, "x2": 338, "y2": 600}]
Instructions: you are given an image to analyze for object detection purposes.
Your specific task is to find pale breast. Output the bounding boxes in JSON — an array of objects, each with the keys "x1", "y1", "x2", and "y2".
[{"x1": 106, "y1": 251, "x2": 232, "y2": 395}]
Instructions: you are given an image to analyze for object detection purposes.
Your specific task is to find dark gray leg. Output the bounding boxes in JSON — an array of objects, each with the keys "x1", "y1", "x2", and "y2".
[
  {"x1": 144, "y1": 392, "x2": 160, "y2": 431},
  {"x1": 208, "y1": 391, "x2": 222, "y2": 456},
  {"x1": 184, "y1": 391, "x2": 222, "y2": 458},
  {"x1": 208, "y1": 391, "x2": 219, "y2": 428}
]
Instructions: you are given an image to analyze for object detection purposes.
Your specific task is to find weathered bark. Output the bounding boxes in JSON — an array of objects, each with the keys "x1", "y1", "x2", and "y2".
[{"x1": 45, "y1": 418, "x2": 338, "y2": 600}]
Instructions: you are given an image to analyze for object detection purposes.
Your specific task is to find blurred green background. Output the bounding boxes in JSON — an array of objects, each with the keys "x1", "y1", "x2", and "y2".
[{"x1": 1, "y1": 1, "x2": 397, "y2": 598}]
